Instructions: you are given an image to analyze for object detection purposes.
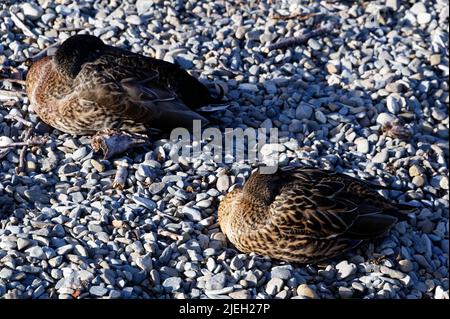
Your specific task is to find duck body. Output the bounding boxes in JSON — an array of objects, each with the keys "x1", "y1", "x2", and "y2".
[
  {"x1": 26, "y1": 34, "x2": 222, "y2": 135},
  {"x1": 218, "y1": 167, "x2": 414, "y2": 263}
]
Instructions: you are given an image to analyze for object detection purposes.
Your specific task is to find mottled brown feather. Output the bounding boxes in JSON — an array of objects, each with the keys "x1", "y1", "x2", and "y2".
[
  {"x1": 26, "y1": 35, "x2": 221, "y2": 135},
  {"x1": 218, "y1": 167, "x2": 416, "y2": 263}
]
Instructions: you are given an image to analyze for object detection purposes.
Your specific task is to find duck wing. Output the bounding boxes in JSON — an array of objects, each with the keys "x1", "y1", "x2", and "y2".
[
  {"x1": 72, "y1": 54, "x2": 209, "y2": 131},
  {"x1": 269, "y1": 168, "x2": 408, "y2": 240}
]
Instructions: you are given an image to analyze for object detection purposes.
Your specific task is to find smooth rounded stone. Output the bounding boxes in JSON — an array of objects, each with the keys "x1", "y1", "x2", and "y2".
[
  {"x1": 265, "y1": 278, "x2": 284, "y2": 295},
  {"x1": 206, "y1": 273, "x2": 227, "y2": 290},
  {"x1": 162, "y1": 277, "x2": 182, "y2": 292},
  {"x1": 196, "y1": 199, "x2": 212, "y2": 208},
  {"x1": 216, "y1": 175, "x2": 230, "y2": 192},
  {"x1": 21, "y1": 2, "x2": 44, "y2": 20},
  {"x1": 270, "y1": 266, "x2": 292, "y2": 280},
  {"x1": 0, "y1": 268, "x2": 13, "y2": 280},
  {"x1": 26, "y1": 246, "x2": 46, "y2": 260},
  {"x1": 376, "y1": 113, "x2": 397, "y2": 125},
  {"x1": 126, "y1": 15, "x2": 142, "y2": 25},
  {"x1": 89, "y1": 285, "x2": 108, "y2": 297},
  {"x1": 71, "y1": 147, "x2": 88, "y2": 161},
  {"x1": 296, "y1": 284, "x2": 318, "y2": 299},
  {"x1": 132, "y1": 196, "x2": 156, "y2": 210},
  {"x1": 336, "y1": 261, "x2": 357, "y2": 280},
  {"x1": 230, "y1": 256, "x2": 244, "y2": 270},
  {"x1": 90, "y1": 159, "x2": 105, "y2": 172},
  {"x1": 239, "y1": 83, "x2": 258, "y2": 92},
  {"x1": 228, "y1": 290, "x2": 250, "y2": 299},
  {"x1": 439, "y1": 177, "x2": 448, "y2": 190},
  {"x1": 417, "y1": 12, "x2": 431, "y2": 24},
  {"x1": 181, "y1": 206, "x2": 202, "y2": 222},
  {"x1": 296, "y1": 102, "x2": 313, "y2": 120},
  {"x1": 338, "y1": 287, "x2": 353, "y2": 299},
  {"x1": 149, "y1": 182, "x2": 165, "y2": 194},
  {"x1": 56, "y1": 244, "x2": 74, "y2": 256},
  {"x1": 354, "y1": 138, "x2": 369, "y2": 153},
  {"x1": 136, "y1": 0, "x2": 154, "y2": 15},
  {"x1": 386, "y1": 95, "x2": 401, "y2": 114},
  {"x1": 409, "y1": 164, "x2": 424, "y2": 177},
  {"x1": 380, "y1": 265, "x2": 406, "y2": 279},
  {"x1": 372, "y1": 149, "x2": 389, "y2": 164},
  {"x1": 434, "y1": 286, "x2": 449, "y2": 299},
  {"x1": 314, "y1": 110, "x2": 327, "y2": 124}
]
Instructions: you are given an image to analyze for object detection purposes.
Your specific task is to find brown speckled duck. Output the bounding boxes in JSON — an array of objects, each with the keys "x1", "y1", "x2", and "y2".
[
  {"x1": 218, "y1": 167, "x2": 415, "y2": 263},
  {"x1": 26, "y1": 34, "x2": 223, "y2": 135}
]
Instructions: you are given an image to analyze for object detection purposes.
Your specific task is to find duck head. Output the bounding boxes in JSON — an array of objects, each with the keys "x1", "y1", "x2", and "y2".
[{"x1": 54, "y1": 34, "x2": 106, "y2": 78}]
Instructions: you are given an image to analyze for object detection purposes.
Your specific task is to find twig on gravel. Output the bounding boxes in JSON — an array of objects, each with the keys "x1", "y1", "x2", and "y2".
[
  {"x1": 9, "y1": 9, "x2": 37, "y2": 39},
  {"x1": 0, "y1": 77, "x2": 26, "y2": 86},
  {"x1": 0, "y1": 89, "x2": 25, "y2": 101},
  {"x1": 16, "y1": 128, "x2": 33, "y2": 174},
  {"x1": 4, "y1": 114, "x2": 33, "y2": 127},
  {"x1": 0, "y1": 136, "x2": 48, "y2": 149},
  {"x1": 271, "y1": 11, "x2": 321, "y2": 21},
  {"x1": 56, "y1": 25, "x2": 93, "y2": 32},
  {"x1": 264, "y1": 23, "x2": 335, "y2": 52}
]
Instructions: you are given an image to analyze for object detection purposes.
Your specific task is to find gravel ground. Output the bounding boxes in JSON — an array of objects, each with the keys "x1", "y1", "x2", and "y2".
[{"x1": 0, "y1": 0, "x2": 448, "y2": 299}]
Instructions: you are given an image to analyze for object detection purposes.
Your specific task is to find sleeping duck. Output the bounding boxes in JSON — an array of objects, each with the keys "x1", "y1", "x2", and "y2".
[
  {"x1": 218, "y1": 167, "x2": 416, "y2": 263},
  {"x1": 26, "y1": 34, "x2": 223, "y2": 136}
]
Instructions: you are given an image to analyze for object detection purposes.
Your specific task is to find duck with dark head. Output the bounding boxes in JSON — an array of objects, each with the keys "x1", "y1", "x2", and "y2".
[{"x1": 26, "y1": 34, "x2": 224, "y2": 137}]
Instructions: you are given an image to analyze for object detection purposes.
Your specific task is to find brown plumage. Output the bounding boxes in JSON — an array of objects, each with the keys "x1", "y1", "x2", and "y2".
[
  {"x1": 26, "y1": 34, "x2": 223, "y2": 135},
  {"x1": 218, "y1": 167, "x2": 416, "y2": 264}
]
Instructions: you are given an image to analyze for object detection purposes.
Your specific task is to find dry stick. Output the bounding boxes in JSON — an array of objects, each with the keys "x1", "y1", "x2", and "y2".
[
  {"x1": 266, "y1": 23, "x2": 335, "y2": 52},
  {"x1": 0, "y1": 77, "x2": 26, "y2": 86},
  {"x1": 0, "y1": 89, "x2": 25, "y2": 100},
  {"x1": 4, "y1": 114, "x2": 33, "y2": 127},
  {"x1": 16, "y1": 128, "x2": 33, "y2": 174},
  {"x1": 9, "y1": 9, "x2": 37, "y2": 39},
  {"x1": 271, "y1": 12, "x2": 320, "y2": 21}
]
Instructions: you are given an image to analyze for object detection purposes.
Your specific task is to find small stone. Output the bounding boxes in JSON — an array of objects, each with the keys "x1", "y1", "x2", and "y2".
[
  {"x1": 229, "y1": 290, "x2": 250, "y2": 299},
  {"x1": 297, "y1": 284, "x2": 318, "y2": 299},
  {"x1": 372, "y1": 149, "x2": 389, "y2": 163},
  {"x1": 412, "y1": 176, "x2": 425, "y2": 187},
  {"x1": 149, "y1": 182, "x2": 165, "y2": 194},
  {"x1": 355, "y1": 138, "x2": 369, "y2": 153},
  {"x1": 336, "y1": 260, "x2": 357, "y2": 280},
  {"x1": 136, "y1": 252, "x2": 153, "y2": 272},
  {"x1": 314, "y1": 110, "x2": 327, "y2": 124},
  {"x1": 430, "y1": 54, "x2": 441, "y2": 66},
  {"x1": 230, "y1": 256, "x2": 244, "y2": 270},
  {"x1": 398, "y1": 260, "x2": 413, "y2": 273},
  {"x1": 133, "y1": 196, "x2": 156, "y2": 210},
  {"x1": 206, "y1": 273, "x2": 227, "y2": 290},
  {"x1": 265, "y1": 278, "x2": 284, "y2": 295},
  {"x1": 89, "y1": 286, "x2": 108, "y2": 297},
  {"x1": 417, "y1": 13, "x2": 431, "y2": 24},
  {"x1": 181, "y1": 206, "x2": 202, "y2": 222},
  {"x1": 296, "y1": 102, "x2": 313, "y2": 120},
  {"x1": 90, "y1": 159, "x2": 105, "y2": 172},
  {"x1": 380, "y1": 265, "x2": 406, "y2": 279},
  {"x1": 163, "y1": 277, "x2": 182, "y2": 292},
  {"x1": 136, "y1": 0, "x2": 154, "y2": 15},
  {"x1": 17, "y1": 238, "x2": 31, "y2": 250},
  {"x1": 270, "y1": 266, "x2": 292, "y2": 280},
  {"x1": 376, "y1": 112, "x2": 397, "y2": 126},
  {"x1": 216, "y1": 175, "x2": 230, "y2": 192},
  {"x1": 385, "y1": 0, "x2": 400, "y2": 10},
  {"x1": 338, "y1": 287, "x2": 353, "y2": 299},
  {"x1": 27, "y1": 246, "x2": 46, "y2": 259},
  {"x1": 386, "y1": 95, "x2": 400, "y2": 114},
  {"x1": 126, "y1": 15, "x2": 142, "y2": 25},
  {"x1": 439, "y1": 177, "x2": 448, "y2": 190},
  {"x1": 21, "y1": 2, "x2": 44, "y2": 20},
  {"x1": 409, "y1": 164, "x2": 424, "y2": 177}
]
